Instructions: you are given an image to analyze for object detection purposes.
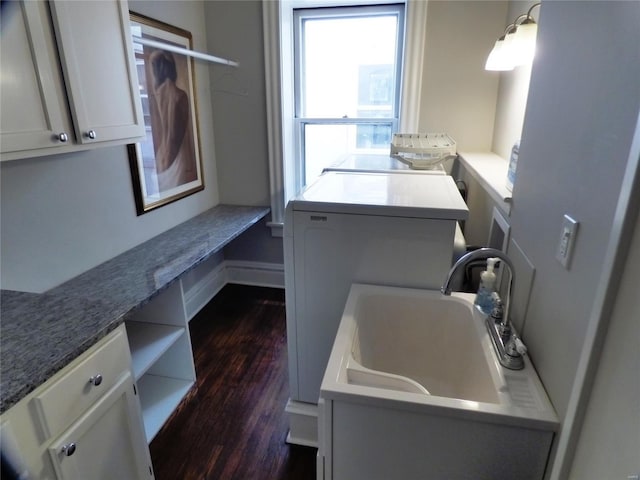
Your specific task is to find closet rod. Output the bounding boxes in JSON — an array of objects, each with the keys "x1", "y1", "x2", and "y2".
[{"x1": 133, "y1": 36, "x2": 239, "y2": 67}]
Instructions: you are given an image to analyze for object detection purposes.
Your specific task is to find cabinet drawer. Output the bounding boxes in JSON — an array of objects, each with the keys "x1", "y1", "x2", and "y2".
[{"x1": 33, "y1": 327, "x2": 130, "y2": 439}]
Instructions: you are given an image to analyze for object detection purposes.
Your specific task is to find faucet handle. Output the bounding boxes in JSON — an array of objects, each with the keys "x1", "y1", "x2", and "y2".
[
  {"x1": 490, "y1": 293, "x2": 503, "y2": 320},
  {"x1": 514, "y1": 336, "x2": 528, "y2": 356}
]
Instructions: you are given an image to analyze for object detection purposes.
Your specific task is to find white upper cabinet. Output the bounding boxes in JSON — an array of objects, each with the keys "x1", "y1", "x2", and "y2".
[
  {"x1": 49, "y1": 0, "x2": 145, "y2": 145},
  {"x1": 0, "y1": 0, "x2": 145, "y2": 161},
  {"x1": 0, "y1": 1, "x2": 73, "y2": 156}
]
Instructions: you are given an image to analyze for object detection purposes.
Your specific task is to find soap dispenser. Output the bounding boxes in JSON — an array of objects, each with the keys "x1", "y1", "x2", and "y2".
[{"x1": 474, "y1": 257, "x2": 497, "y2": 314}]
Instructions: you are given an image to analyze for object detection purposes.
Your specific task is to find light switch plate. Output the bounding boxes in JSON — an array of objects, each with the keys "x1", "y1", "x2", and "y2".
[{"x1": 556, "y1": 214, "x2": 579, "y2": 268}]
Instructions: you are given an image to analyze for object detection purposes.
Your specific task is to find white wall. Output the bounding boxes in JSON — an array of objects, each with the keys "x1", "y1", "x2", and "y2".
[
  {"x1": 421, "y1": 0, "x2": 507, "y2": 247},
  {"x1": 223, "y1": 219, "x2": 284, "y2": 264},
  {"x1": 203, "y1": 0, "x2": 284, "y2": 263},
  {"x1": 511, "y1": 0, "x2": 640, "y2": 420},
  {"x1": 204, "y1": 0, "x2": 272, "y2": 207},
  {"x1": 0, "y1": 0, "x2": 219, "y2": 292},
  {"x1": 418, "y1": 1, "x2": 507, "y2": 152},
  {"x1": 203, "y1": 0, "x2": 508, "y2": 263},
  {"x1": 568, "y1": 208, "x2": 640, "y2": 479},
  {"x1": 202, "y1": 0, "x2": 508, "y2": 206}
]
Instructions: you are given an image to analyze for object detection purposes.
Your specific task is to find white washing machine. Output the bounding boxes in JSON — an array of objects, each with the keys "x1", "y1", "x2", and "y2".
[
  {"x1": 322, "y1": 153, "x2": 447, "y2": 175},
  {"x1": 283, "y1": 171, "x2": 468, "y2": 445},
  {"x1": 323, "y1": 153, "x2": 467, "y2": 259}
]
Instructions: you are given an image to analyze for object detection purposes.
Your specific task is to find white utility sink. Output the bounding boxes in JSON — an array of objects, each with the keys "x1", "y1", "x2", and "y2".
[
  {"x1": 349, "y1": 291, "x2": 500, "y2": 403},
  {"x1": 318, "y1": 284, "x2": 559, "y2": 480}
]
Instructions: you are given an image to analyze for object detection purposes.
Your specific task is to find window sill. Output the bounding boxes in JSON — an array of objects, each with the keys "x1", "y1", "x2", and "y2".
[{"x1": 458, "y1": 151, "x2": 512, "y2": 214}]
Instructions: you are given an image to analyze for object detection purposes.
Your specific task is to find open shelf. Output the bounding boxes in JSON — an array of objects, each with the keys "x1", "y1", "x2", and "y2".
[
  {"x1": 126, "y1": 322, "x2": 184, "y2": 380},
  {"x1": 137, "y1": 374, "x2": 194, "y2": 442},
  {"x1": 125, "y1": 280, "x2": 196, "y2": 444}
]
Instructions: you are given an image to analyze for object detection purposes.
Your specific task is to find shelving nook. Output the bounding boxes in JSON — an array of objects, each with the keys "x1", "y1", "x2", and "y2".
[{"x1": 125, "y1": 281, "x2": 196, "y2": 442}]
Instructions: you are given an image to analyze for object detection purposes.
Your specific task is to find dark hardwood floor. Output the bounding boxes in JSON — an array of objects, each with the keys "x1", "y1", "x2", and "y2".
[{"x1": 149, "y1": 284, "x2": 317, "y2": 480}]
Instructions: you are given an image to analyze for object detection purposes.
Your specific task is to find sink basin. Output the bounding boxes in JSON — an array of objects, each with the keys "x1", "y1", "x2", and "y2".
[
  {"x1": 318, "y1": 284, "x2": 559, "y2": 480},
  {"x1": 324, "y1": 283, "x2": 558, "y2": 415},
  {"x1": 349, "y1": 291, "x2": 500, "y2": 403}
]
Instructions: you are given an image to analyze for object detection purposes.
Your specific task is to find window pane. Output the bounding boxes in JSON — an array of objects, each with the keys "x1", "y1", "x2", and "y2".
[
  {"x1": 304, "y1": 123, "x2": 392, "y2": 186},
  {"x1": 301, "y1": 14, "x2": 399, "y2": 119}
]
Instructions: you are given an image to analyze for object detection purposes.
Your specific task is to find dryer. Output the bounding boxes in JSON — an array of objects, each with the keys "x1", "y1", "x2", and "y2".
[{"x1": 283, "y1": 171, "x2": 468, "y2": 444}]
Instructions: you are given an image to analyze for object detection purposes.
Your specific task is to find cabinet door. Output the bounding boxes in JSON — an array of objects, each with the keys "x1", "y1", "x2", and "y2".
[
  {"x1": 0, "y1": 1, "x2": 73, "y2": 157},
  {"x1": 48, "y1": 373, "x2": 154, "y2": 480},
  {"x1": 49, "y1": 0, "x2": 145, "y2": 144}
]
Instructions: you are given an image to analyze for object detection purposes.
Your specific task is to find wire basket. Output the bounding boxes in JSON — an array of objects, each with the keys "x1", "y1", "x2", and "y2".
[{"x1": 390, "y1": 133, "x2": 457, "y2": 169}]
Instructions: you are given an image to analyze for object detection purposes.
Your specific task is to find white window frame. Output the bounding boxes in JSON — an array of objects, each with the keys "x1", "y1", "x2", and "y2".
[
  {"x1": 262, "y1": 0, "x2": 427, "y2": 236},
  {"x1": 294, "y1": 4, "x2": 405, "y2": 188}
]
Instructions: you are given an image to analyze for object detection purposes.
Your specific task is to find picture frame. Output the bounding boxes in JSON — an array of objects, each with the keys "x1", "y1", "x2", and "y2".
[{"x1": 128, "y1": 12, "x2": 204, "y2": 215}]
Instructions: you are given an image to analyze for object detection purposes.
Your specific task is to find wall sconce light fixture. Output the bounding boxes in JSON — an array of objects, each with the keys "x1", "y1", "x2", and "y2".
[{"x1": 485, "y1": 3, "x2": 541, "y2": 71}]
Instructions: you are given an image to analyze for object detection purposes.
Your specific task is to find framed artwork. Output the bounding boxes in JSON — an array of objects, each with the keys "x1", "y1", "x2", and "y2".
[{"x1": 128, "y1": 12, "x2": 204, "y2": 215}]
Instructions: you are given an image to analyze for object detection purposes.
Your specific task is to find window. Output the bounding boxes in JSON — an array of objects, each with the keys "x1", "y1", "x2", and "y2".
[
  {"x1": 294, "y1": 4, "x2": 405, "y2": 187},
  {"x1": 262, "y1": 1, "x2": 425, "y2": 233}
]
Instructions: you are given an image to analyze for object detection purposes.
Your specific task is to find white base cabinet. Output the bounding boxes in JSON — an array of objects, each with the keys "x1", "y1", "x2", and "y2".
[
  {"x1": 319, "y1": 398, "x2": 553, "y2": 480},
  {"x1": 0, "y1": 325, "x2": 154, "y2": 480},
  {"x1": 47, "y1": 373, "x2": 152, "y2": 480}
]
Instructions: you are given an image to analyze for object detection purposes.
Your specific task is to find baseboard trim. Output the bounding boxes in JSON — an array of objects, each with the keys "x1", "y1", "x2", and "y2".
[
  {"x1": 285, "y1": 399, "x2": 318, "y2": 447},
  {"x1": 225, "y1": 260, "x2": 285, "y2": 289},
  {"x1": 182, "y1": 260, "x2": 285, "y2": 321},
  {"x1": 183, "y1": 263, "x2": 228, "y2": 321}
]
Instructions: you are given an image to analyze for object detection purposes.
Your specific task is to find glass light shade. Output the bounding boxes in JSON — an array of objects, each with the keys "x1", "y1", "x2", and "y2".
[
  {"x1": 512, "y1": 22, "x2": 538, "y2": 66},
  {"x1": 501, "y1": 31, "x2": 519, "y2": 68},
  {"x1": 485, "y1": 38, "x2": 514, "y2": 71}
]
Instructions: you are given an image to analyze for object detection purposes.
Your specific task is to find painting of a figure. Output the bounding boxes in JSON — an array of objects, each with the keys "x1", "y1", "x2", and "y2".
[
  {"x1": 128, "y1": 13, "x2": 203, "y2": 215},
  {"x1": 149, "y1": 49, "x2": 197, "y2": 190}
]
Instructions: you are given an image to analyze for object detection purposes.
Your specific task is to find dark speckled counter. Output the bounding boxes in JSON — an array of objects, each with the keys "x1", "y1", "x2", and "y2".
[{"x1": 0, "y1": 204, "x2": 270, "y2": 414}]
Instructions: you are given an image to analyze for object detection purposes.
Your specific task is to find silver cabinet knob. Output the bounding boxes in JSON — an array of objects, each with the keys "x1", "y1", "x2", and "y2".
[
  {"x1": 89, "y1": 374, "x2": 103, "y2": 386},
  {"x1": 57, "y1": 132, "x2": 69, "y2": 143},
  {"x1": 85, "y1": 130, "x2": 96, "y2": 139},
  {"x1": 61, "y1": 443, "x2": 76, "y2": 456}
]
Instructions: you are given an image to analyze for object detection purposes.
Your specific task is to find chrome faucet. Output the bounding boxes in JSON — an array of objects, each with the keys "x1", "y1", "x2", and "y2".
[{"x1": 441, "y1": 247, "x2": 527, "y2": 370}]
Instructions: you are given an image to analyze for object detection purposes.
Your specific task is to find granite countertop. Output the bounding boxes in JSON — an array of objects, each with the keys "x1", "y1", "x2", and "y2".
[{"x1": 0, "y1": 204, "x2": 270, "y2": 414}]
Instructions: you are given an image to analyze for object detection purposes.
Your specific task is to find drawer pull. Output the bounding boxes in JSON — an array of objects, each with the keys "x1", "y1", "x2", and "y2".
[
  {"x1": 89, "y1": 374, "x2": 103, "y2": 386},
  {"x1": 61, "y1": 443, "x2": 76, "y2": 456},
  {"x1": 85, "y1": 129, "x2": 97, "y2": 139}
]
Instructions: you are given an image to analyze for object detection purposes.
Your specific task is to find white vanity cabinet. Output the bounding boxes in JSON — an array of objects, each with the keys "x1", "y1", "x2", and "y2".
[
  {"x1": 0, "y1": 0, "x2": 145, "y2": 161},
  {"x1": 0, "y1": 324, "x2": 154, "y2": 479}
]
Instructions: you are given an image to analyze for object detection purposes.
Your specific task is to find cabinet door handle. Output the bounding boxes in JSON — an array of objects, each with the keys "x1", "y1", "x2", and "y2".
[
  {"x1": 61, "y1": 443, "x2": 76, "y2": 456},
  {"x1": 89, "y1": 374, "x2": 103, "y2": 386},
  {"x1": 57, "y1": 132, "x2": 69, "y2": 143},
  {"x1": 85, "y1": 130, "x2": 97, "y2": 139}
]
